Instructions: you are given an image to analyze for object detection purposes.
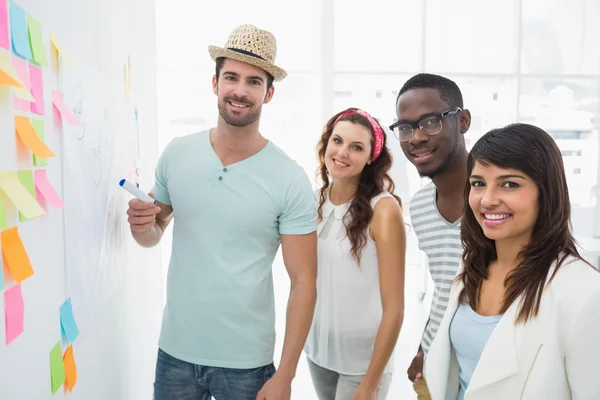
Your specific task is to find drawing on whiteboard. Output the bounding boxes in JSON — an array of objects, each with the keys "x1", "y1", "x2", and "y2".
[
  {"x1": 71, "y1": 85, "x2": 86, "y2": 140},
  {"x1": 61, "y1": 62, "x2": 125, "y2": 334},
  {"x1": 86, "y1": 125, "x2": 102, "y2": 186}
]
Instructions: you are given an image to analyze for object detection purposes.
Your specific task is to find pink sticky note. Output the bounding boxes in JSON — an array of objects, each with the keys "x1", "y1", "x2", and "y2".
[
  {"x1": 35, "y1": 186, "x2": 45, "y2": 210},
  {"x1": 52, "y1": 91, "x2": 79, "y2": 125},
  {"x1": 12, "y1": 56, "x2": 30, "y2": 111},
  {"x1": 34, "y1": 169, "x2": 64, "y2": 208},
  {"x1": 0, "y1": 0, "x2": 8, "y2": 49},
  {"x1": 5, "y1": 283, "x2": 25, "y2": 345},
  {"x1": 29, "y1": 64, "x2": 44, "y2": 115}
]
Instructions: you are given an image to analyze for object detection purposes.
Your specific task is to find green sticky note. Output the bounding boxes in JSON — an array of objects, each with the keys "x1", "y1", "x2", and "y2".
[
  {"x1": 17, "y1": 170, "x2": 35, "y2": 222},
  {"x1": 0, "y1": 195, "x2": 6, "y2": 229},
  {"x1": 31, "y1": 120, "x2": 47, "y2": 166},
  {"x1": 27, "y1": 15, "x2": 46, "y2": 66},
  {"x1": 49, "y1": 342, "x2": 66, "y2": 394}
]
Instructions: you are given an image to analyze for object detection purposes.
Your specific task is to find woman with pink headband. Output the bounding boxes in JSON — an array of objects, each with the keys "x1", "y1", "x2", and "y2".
[{"x1": 304, "y1": 108, "x2": 407, "y2": 399}]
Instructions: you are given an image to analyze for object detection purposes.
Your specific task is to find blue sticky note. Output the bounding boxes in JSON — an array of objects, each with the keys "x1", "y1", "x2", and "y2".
[
  {"x1": 10, "y1": 2, "x2": 32, "y2": 60},
  {"x1": 60, "y1": 298, "x2": 79, "y2": 343}
]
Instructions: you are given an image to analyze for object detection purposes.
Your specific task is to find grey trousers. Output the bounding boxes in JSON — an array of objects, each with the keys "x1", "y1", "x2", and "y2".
[{"x1": 307, "y1": 357, "x2": 392, "y2": 400}]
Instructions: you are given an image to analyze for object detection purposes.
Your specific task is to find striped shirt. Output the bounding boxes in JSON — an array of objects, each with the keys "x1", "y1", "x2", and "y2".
[{"x1": 409, "y1": 182, "x2": 463, "y2": 355}]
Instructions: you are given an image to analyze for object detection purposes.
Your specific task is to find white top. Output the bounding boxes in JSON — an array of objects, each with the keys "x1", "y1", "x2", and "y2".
[{"x1": 304, "y1": 191, "x2": 395, "y2": 375}]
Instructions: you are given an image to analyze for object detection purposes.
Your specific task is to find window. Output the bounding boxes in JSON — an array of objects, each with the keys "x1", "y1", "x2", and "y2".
[
  {"x1": 521, "y1": 0, "x2": 600, "y2": 75},
  {"x1": 334, "y1": 0, "x2": 423, "y2": 72},
  {"x1": 425, "y1": 0, "x2": 519, "y2": 73}
]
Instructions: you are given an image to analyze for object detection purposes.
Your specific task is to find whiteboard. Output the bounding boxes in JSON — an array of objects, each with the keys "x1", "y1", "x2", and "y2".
[{"x1": 0, "y1": 0, "x2": 163, "y2": 399}]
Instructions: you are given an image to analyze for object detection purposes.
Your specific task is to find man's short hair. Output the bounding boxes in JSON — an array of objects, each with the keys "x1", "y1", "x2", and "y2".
[
  {"x1": 215, "y1": 57, "x2": 275, "y2": 90},
  {"x1": 397, "y1": 73, "x2": 464, "y2": 109}
]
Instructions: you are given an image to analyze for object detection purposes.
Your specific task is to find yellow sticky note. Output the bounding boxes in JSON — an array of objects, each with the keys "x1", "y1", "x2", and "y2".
[
  {"x1": 15, "y1": 116, "x2": 55, "y2": 158},
  {"x1": 0, "y1": 51, "x2": 25, "y2": 88},
  {"x1": 49, "y1": 33, "x2": 74, "y2": 69},
  {"x1": 17, "y1": 170, "x2": 34, "y2": 222},
  {"x1": 0, "y1": 171, "x2": 45, "y2": 219}
]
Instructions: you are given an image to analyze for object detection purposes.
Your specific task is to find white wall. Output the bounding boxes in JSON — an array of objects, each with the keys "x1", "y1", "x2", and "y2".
[{"x1": 0, "y1": 0, "x2": 161, "y2": 399}]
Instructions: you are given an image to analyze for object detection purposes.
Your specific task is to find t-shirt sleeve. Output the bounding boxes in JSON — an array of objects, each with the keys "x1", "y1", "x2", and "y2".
[
  {"x1": 278, "y1": 168, "x2": 317, "y2": 235},
  {"x1": 150, "y1": 139, "x2": 176, "y2": 205}
]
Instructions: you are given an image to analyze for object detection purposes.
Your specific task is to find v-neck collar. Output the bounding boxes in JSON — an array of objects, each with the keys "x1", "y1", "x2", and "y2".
[{"x1": 207, "y1": 129, "x2": 272, "y2": 169}]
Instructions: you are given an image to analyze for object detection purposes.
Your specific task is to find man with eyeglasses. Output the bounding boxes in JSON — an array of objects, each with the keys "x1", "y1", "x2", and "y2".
[{"x1": 390, "y1": 73, "x2": 471, "y2": 400}]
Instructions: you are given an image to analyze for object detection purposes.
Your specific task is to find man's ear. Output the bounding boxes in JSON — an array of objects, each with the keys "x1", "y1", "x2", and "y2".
[
  {"x1": 263, "y1": 85, "x2": 275, "y2": 104},
  {"x1": 460, "y1": 109, "x2": 472, "y2": 134},
  {"x1": 212, "y1": 75, "x2": 218, "y2": 96}
]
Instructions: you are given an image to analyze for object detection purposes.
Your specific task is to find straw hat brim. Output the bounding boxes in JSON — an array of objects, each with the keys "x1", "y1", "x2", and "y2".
[{"x1": 208, "y1": 46, "x2": 287, "y2": 82}]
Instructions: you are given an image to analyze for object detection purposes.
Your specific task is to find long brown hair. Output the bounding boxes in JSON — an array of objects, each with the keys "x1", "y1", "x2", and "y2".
[
  {"x1": 458, "y1": 123, "x2": 589, "y2": 323},
  {"x1": 316, "y1": 108, "x2": 401, "y2": 263}
]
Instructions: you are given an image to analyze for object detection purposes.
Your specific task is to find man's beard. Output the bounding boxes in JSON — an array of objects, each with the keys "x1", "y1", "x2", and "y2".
[{"x1": 218, "y1": 96, "x2": 261, "y2": 127}]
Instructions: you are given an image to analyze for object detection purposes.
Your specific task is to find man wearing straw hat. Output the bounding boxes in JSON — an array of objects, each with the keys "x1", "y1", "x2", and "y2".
[{"x1": 127, "y1": 24, "x2": 317, "y2": 399}]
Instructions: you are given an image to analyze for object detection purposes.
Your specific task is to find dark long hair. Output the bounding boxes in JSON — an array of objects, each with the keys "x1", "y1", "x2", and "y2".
[
  {"x1": 316, "y1": 108, "x2": 401, "y2": 263},
  {"x1": 458, "y1": 123, "x2": 589, "y2": 323}
]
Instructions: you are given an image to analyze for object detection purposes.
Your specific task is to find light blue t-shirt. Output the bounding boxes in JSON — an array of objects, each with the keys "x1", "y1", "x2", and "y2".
[
  {"x1": 151, "y1": 130, "x2": 317, "y2": 368},
  {"x1": 450, "y1": 303, "x2": 502, "y2": 400}
]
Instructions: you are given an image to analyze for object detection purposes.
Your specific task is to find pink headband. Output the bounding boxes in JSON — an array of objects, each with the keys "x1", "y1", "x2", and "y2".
[{"x1": 334, "y1": 109, "x2": 384, "y2": 161}]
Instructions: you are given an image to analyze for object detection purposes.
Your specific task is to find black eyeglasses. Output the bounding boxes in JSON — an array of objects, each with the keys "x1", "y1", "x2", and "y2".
[{"x1": 389, "y1": 107, "x2": 463, "y2": 142}]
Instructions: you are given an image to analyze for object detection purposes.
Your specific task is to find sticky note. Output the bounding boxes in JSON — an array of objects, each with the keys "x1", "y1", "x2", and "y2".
[
  {"x1": 52, "y1": 91, "x2": 79, "y2": 125},
  {"x1": 10, "y1": 55, "x2": 33, "y2": 106},
  {"x1": 63, "y1": 345, "x2": 77, "y2": 392},
  {"x1": 34, "y1": 169, "x2": 64, "y2": 209},
  {"x1": 0, "y1": 0, "x2": 8, "y2": 49},
  {"x1": 29, "y1": 64, "x2": 44, "y2": 114},
  {"x1": 0, "y1": 171, "x2": 45, "y2": 220},
  {"x1": 5, "y1": 283, "x2": 24, "y2": 345},
  {"x1": 2, "y1": 253, "x2": 11, "y2": 287},
  {"x1": 11, "y1": 55, "x2": 31, "y2": 110},
  {"x1": 1, "y1": 226, "x2": 34, "y2": 282},
  {"x1": 50, "y1": 342, "x2": 66, "y2": 394},
  {"x1": 49, "y1": 33, "x2": 73, "y2": 68},
  {"x1": 0, "y1": 194, "x2": 6, "y2": 229},
  {"x1": 31, "y1": 119, "x2": 47, "y2": 166},
  {"x1": 9, "y1": 2, "x2": 31, "y2": 60},
  {"x1": 60, "y1": 298, "x2": 79, "y2": 343},
  {"x1": 15, "y1": 116, "x2": 55, "y2": 158},
  {"x1": 27, "y1": 14, "x2": 45, "y2": 66},
  {"x1": 0, "y1": 254, "x2": 4, "y2": 290},
  {"x1": 0, "y1": 50, "x2": 22, "y2": 88},
  {"x1": 17, "y1": 170, "x2": 34, "y2": 222}
]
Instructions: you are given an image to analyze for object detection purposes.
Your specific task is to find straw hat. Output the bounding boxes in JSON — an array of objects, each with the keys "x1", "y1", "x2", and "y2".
[{"x1": 208, "y1": 24, "x2": 287, "y2": 82}]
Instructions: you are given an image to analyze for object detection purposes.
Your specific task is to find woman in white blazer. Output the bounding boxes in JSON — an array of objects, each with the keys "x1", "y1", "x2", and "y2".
[{"x1": 423, "y1": 123, "x2": 600, "y2": 400}]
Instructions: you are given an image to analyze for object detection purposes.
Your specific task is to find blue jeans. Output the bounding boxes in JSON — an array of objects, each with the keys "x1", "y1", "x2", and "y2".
[{"x1": 154, "y1": 348, "x2": 276, "y2": 400}]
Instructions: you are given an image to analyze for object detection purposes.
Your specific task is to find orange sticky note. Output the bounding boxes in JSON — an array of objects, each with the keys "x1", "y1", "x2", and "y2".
[
  {"x1": 15, "y1": 116, "x2": 55, "y2": 158},
  {"x1": 0, "y1": 67, "x2": 22, "y2": 87},
  {"x1": 1, "y1": 226, "x2": 34, "y2": 282},
  {"x1": 63, "y1": 345, "x2": 77, "y2": 392}
]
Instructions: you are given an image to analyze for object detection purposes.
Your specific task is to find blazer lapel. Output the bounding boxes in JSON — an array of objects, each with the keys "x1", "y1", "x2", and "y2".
[
  {"x1": 466, "y1": 296, "x2": 546, "y2": 398},
  {"x1": 465, "y1": 300, "x2": 520, "y2": 395}
]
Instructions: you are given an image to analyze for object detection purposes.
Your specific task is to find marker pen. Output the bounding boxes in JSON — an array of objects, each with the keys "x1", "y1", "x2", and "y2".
[{"x1": 119, "y1": 178, "x2": 156, "y2": 204}]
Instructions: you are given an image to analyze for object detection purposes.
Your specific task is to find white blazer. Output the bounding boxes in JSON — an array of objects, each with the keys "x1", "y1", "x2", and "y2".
[{"x1": 424, "y1": 256, "x2": 600, "y2": 400}]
